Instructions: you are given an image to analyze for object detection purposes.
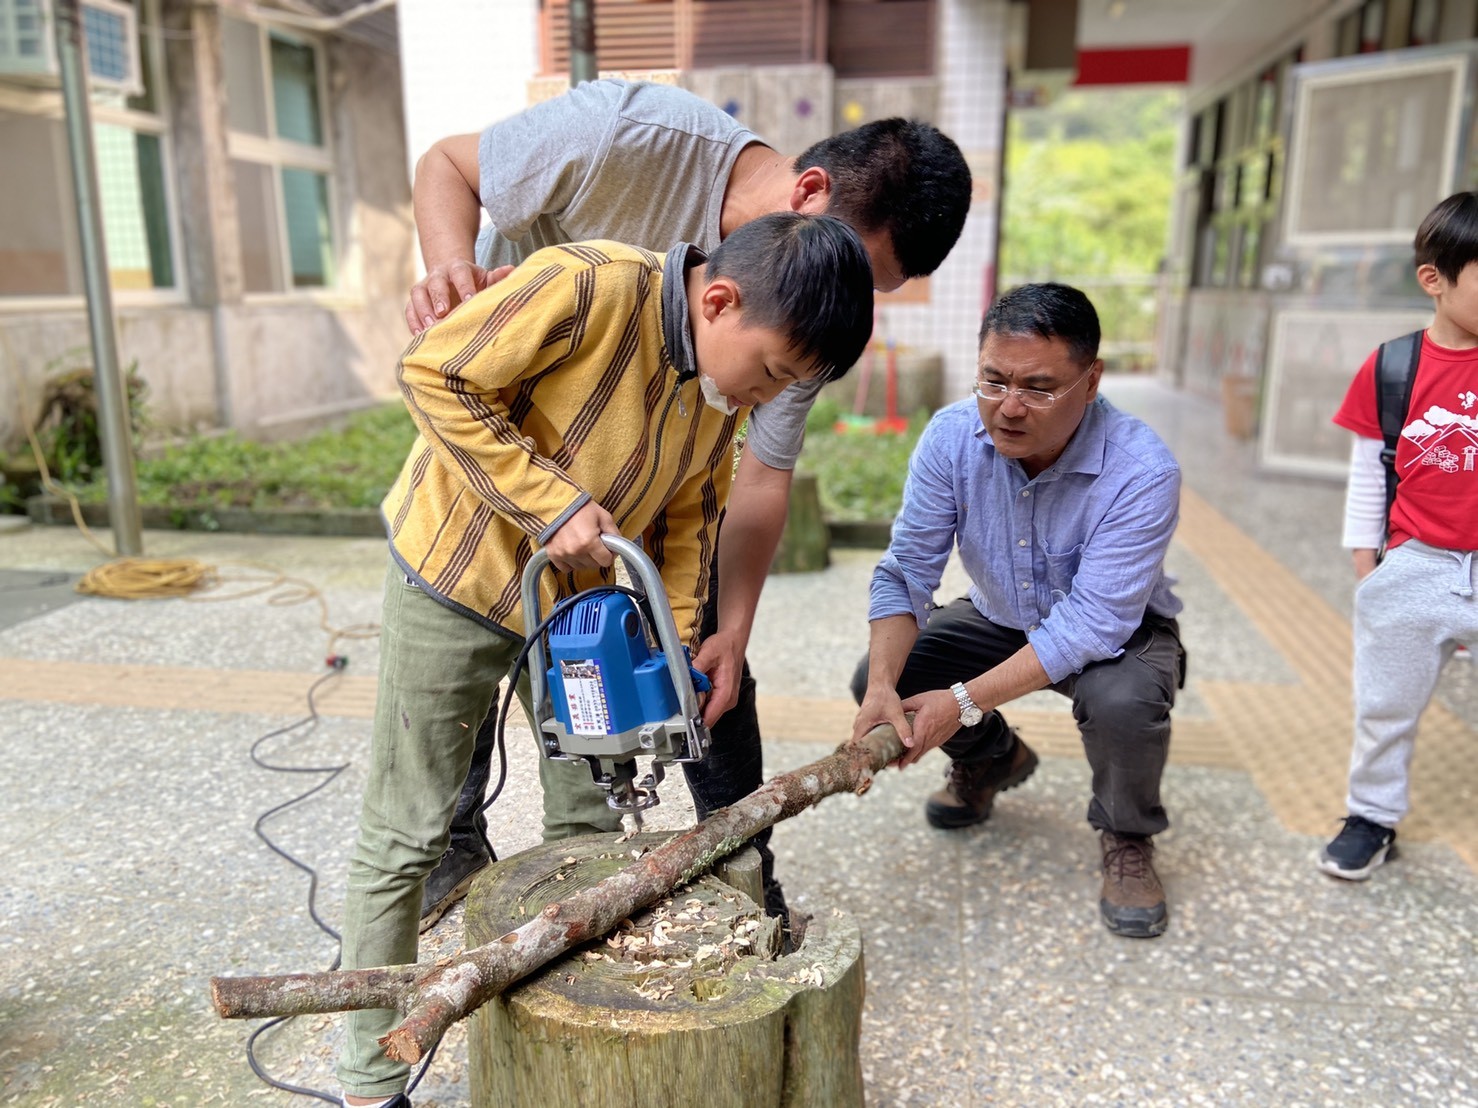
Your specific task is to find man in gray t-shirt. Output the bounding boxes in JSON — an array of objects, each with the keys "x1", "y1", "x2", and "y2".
[{"x1": 402, "y1": 78, "x2": 971, "y2": 946}]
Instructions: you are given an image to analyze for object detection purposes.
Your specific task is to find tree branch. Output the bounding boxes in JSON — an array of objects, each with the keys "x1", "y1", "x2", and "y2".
[{"x1": 210, "y1": 725, "x2": 904, "y2": 1063}]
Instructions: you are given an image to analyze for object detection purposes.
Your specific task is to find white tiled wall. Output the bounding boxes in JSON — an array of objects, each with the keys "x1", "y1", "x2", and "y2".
[{"x1": 882, "y1": 0, "x2": 1009, "y2": 400}]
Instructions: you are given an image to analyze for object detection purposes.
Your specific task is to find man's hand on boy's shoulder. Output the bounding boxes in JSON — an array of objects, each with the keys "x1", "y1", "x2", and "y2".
[
  {"x1": 405, "y1": 262, "x2": 516, "y2": 334},
  {"x1": 545, "y1": 501, "x2": 619, "y2": 573}
]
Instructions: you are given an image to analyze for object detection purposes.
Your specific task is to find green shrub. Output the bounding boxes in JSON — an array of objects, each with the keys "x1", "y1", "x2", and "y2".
[
  {"x1": 799, "y1": 410, "x2": 928, "y2": 521},
  {"x1": 73, "y1": 402, "x2": 419, "y2": 511},
  {"x1": 68, "y1": 397, "x2": 925, "y2": 523}
]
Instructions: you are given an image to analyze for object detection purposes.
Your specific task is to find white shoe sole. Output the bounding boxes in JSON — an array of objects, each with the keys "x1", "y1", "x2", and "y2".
[{"x1": 1317, "y1": 842, "x2": 1393, "y2": 881}]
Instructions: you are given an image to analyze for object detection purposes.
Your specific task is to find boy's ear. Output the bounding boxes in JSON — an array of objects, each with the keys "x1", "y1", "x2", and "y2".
[
  {"x1": 1415, "y1": 262, "x2": 1446, "y2": 296},
  {"x1": 700, "y1": 276, "x2": 741, "y2": 322},
  {"x1": 789, "y1": 166, "x2": 832, "y2": 215}
]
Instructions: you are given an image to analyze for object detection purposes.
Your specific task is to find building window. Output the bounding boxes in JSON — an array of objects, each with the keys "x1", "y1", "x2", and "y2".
[
  {"x1": 1185, "y1": 52, "x2": 1296, "y2": 290},
  {"x1": 222, "y1": 16, "x2": 336, "y2": 292},
  {"x1": 0, "y1": 0, "x2": 177, "y2": 298}
]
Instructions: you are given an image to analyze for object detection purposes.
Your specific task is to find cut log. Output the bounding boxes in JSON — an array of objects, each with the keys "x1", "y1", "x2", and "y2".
[
  {"x1": 209, "y1": 724, "x2": 905, "y2": 1064},
  {"x1": 466, "y1": 838, "x2": 864, "y2": 1106}
]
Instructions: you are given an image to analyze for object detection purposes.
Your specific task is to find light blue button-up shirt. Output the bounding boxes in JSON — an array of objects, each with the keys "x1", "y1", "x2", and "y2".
[{"x1": 869, "y1": 395, "x2": 1182, "y2": 684}]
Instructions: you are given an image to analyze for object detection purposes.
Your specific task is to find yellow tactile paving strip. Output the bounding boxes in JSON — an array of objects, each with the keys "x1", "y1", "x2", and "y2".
[
  {"x1": 2, "y1": 487, "x2": 1473, "y2": 869},
  {"x1": 1173, "y1": 489, "x2": 1478, "y2": 871}
]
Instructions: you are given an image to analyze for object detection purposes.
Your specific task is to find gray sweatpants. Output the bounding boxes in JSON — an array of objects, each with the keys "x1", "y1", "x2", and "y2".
[{"x1": 1348, "y1": 539, "x2": 1477, "y2": 826}]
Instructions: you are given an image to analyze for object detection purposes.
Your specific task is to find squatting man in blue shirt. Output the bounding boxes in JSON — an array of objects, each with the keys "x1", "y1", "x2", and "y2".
[{"x1": 849, "y1": 282, "x2": 1186, "y2": 938}]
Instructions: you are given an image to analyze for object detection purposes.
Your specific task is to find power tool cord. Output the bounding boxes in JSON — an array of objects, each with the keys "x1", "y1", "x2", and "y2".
[
  {"x1": 241, "y1": 662, "x2": 439, "y2": 1103},
  {"x1": 4, "y1": 340, "x2": 430, "y2": 1098}
]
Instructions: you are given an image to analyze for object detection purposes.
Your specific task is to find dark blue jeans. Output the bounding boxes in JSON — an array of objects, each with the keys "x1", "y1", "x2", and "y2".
[
  {"x1": 850, "y1": 598, "x2": 1185, "y2": 837},
  {"x1": 448, "y1": 544, "x2": 783, "y2": 911}
]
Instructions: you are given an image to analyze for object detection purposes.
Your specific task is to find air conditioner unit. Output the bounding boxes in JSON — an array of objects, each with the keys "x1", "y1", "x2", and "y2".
[{"x1": 0, "y1": 0, "x2": 143, "y2": 97}]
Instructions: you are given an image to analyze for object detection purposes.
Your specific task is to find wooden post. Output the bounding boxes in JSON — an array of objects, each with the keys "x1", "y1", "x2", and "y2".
[
  {"x1": 770, "y1": 470, "x2": 830, "y2": 574},
  {"x1": 465, "y1": 835, "x2": 865, "y2": 1106}
]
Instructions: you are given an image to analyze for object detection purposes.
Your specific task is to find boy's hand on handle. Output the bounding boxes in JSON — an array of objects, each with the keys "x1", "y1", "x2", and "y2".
[
  {"x1": 692, "y1": 629, "x2": 744, "y2": 726},
  {"x1": 545, "y1": 501, "x2": 619, "y2": 573},
  {"x1": 405, "y1": 262, "x2": 516, "y2": 334}
]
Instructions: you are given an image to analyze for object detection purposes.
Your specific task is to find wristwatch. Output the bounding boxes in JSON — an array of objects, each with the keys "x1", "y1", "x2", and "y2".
[{"x1": 949, "y1": 682, "x2": 984, "y2": 727}]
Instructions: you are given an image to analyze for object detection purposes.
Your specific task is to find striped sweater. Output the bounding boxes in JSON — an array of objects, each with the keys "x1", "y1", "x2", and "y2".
[{"x1": 382, "y1": 241, "x2": 742, "y2": 646}]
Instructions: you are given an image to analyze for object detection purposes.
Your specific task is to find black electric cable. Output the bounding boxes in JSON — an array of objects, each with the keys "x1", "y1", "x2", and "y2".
[{"x1": 242, "y1": 661, "x2": 439, "y2": 1103}]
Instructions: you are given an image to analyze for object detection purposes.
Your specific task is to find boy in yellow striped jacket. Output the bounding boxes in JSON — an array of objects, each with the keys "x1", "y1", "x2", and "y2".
[{"x1": 338, "y1": 211, "x2": 873, "y2": 1106}]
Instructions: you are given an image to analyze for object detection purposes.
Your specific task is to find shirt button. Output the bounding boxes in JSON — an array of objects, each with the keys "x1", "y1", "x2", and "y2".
[
  {"x1": 1018, "y1": 538, "x2": 1027, "y2": 547},
  {"x1": 1021, "y1": 581, "x2": 1030, "y2": 589},
  {"x1": 1021, "y1": 489, "x2": 1031, "y2": 498},
  {"x1": 1029, "y1": 623, "x2": 1039, "y2": 631}
]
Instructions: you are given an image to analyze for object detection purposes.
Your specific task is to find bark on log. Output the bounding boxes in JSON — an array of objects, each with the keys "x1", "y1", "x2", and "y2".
[
  {"x1": 467, "y1": 840, "x2": 865, "y2": 1105},
  {"x1": 210, "y1": 725, "x2": 904, "y2": 1064}
]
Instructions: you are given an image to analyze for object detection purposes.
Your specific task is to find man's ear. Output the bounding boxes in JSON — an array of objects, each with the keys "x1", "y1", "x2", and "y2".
[
  {"x1": 700, "y1": 276, "x2": 741, "y2": 323},
  {"x1": 789, "y1": 166, "x2": 832, "y2": 214},
  {"x1": 1084, "y1": 358, "x2": 1105, "y2": 402},
  {"x1": 1415, "y1": 262, "x2": 1446, "y2": 297}
]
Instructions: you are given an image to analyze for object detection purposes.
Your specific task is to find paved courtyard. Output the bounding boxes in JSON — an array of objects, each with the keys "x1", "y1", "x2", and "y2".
[{"x1": 2, "y1": 377, "x2": 1475, "y2": 1106}]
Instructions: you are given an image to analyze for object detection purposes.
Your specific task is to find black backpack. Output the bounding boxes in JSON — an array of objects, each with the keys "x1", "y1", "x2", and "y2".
[{"x1": 1374, "y1": 329, "x2": 1423, "y2": 550}]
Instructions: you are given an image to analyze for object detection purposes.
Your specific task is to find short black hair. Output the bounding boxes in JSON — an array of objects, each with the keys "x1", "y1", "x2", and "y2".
[
  {"x1": 1414, "y1": 191, "x2": 1478, "y2": 282},
  {"x1": 978, "y1": 283, "x2": 1100, "y2": 366},
  {"x1": 705, "y1": 212, "x2": 873, "y2": 382},
  {"x1": 795, "y1": 119, "x2": 971, "y2": 280}
]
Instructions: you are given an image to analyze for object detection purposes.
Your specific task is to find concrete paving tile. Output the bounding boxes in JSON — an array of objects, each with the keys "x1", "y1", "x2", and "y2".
[
  {"x1": 963, "y1": 984, "x2": 1478, "y2": 1108},
  {"x1": 0, "y1": 586, "x2": 383, "y2": 674}
]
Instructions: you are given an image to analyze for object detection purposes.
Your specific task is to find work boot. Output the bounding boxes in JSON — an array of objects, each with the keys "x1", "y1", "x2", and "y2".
[
  {"x1": 419, "y1": 838, "x2": 495, "y2": 933},
  {"x1": 1098, "y1": 830, "x2": 1167, "y2": 938},
  {"x1": 924, "y1": 730, "x2": 1039, "y2": 829}
]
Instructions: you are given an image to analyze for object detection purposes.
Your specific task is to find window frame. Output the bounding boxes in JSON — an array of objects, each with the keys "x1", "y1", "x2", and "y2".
[
  {"x1": 222, "y1": 16, "x2": 342, "y2": 300},
  {"x1": 0, "y1": 0, "x2": 186, "y2": 311}
]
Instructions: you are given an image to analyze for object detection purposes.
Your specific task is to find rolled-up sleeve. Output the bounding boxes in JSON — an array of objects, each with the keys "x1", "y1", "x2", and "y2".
[{"x1": 1027, "y1": 465, "x2": 1181, "y2": 682}]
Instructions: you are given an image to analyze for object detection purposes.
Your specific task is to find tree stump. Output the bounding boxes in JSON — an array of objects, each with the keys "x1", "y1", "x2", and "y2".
[
  {"x1": 770, "y1": 471, "x2": 830, "y2": 574},
  {"x1": 465, "y1": 833, "x2": 865, "y2": 1107}
]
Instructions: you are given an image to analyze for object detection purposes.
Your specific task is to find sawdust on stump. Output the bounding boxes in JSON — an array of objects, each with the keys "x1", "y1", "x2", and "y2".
[{"x1": 464, "y1": 832, "x2": 864, "y2": 1107}]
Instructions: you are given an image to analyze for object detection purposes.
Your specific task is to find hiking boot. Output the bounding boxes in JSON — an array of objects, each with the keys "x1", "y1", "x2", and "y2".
[
  {"x1": 1318, "y1": 815, "x2": 1397, "y2": 881},
  {"x1": 419, "y1": 840, "x2": 494, "y2": 932},
  {"x1": 1099, "y1": 830, "x2": 1167, "y2": 938},
  {"x1": 924, "y1": 730, "x2": 1039, "y2": 829}
]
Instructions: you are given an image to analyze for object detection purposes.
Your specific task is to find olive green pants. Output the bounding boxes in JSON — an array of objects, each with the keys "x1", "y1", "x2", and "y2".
[{"x1": 337, "y1": 561, "x2": 618, "y2": 1097}]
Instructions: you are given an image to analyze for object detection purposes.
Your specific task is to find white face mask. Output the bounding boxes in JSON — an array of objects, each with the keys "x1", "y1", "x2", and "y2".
[{"x1": 697, "y1": 372, "x2": 738, "y2": 415}]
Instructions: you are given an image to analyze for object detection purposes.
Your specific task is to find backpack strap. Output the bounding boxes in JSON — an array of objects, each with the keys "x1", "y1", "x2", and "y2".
[{"x1": 1373, "y1": 329, "x2": 1423, "y2": 547}]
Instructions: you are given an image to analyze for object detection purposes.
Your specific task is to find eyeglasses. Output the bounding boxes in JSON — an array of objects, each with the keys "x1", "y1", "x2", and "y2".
[{"x1": 972, "y1": 370, "x2": 1091, "y2": 410}]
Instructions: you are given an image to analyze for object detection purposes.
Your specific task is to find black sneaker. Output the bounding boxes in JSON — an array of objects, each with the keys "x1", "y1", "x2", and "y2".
[
  {"x1": 419, "y1": 840, "x2": 494, "y2": 932},
  {"x1": 1318, "y1": 815, "x2": 1396, "y2": 880}
]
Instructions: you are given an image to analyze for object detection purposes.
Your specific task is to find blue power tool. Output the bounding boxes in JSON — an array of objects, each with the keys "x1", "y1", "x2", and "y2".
[{"x1": 521, "y1": 535, "x2": 712, "y2": 816}]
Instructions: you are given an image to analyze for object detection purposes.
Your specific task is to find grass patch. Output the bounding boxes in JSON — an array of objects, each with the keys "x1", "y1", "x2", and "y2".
[
  {"x1": 67, "y1": 397, "x2": 928, "y2": 521},
  {"x1": 73, "y1": 402, "x2": 419, "y2": 511}
]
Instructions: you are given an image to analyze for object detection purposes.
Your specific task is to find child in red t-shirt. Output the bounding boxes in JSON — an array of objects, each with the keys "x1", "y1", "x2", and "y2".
[{"x1": 1322, "y1": 191, "x2": 1478, "y2": 881}]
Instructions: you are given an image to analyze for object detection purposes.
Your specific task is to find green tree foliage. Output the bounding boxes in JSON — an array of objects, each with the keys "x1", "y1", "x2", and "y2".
[{"x1": 1001, "y1": 89, "x2": 1182, "y2": 362}]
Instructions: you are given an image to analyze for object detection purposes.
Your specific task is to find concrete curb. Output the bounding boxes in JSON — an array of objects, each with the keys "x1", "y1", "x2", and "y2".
[{"x1": 23, "y1": 494, "x2": 386, "y2": 538}]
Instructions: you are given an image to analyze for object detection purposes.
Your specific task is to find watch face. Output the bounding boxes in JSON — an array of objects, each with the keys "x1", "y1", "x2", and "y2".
[{"x1": 960, "y1": 706, "x2": 984, "y2": 727}]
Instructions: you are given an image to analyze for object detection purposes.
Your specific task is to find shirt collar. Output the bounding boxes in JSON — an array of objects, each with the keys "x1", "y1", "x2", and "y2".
[
  {"x1": 661, "y1": 242, "x2": 707, "y2": 381},
  {"x1": 1053, "y1": 395, "x2": 1108, "y2": 478}
]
